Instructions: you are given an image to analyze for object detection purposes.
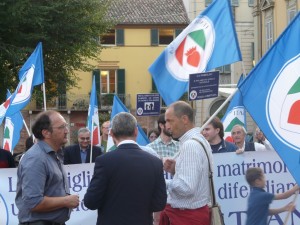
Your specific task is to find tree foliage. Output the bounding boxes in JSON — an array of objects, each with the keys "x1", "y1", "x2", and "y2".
[{"x1": 0, "y1": 0, "x2": 113, "y2": 102}]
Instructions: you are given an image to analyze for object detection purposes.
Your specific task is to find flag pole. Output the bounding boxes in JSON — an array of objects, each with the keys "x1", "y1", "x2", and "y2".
[
  {"x1": 22, "y1": 116, "x2": 31, "y2": 136},
  {"x1": 90, "y1": 119, "x2": 94, "y2": 163},
  {"x1": 283, "y1": 191, "x2": 298, "y2": 225},
  {"x1": 42, "y1": 83, "x2": 47, "y2": 111},
  {"x1": 199, "y1": 88, "x2": 238, "y2": 132}
]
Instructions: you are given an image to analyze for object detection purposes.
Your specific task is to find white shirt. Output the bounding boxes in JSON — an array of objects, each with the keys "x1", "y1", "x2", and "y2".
[
  {"x1": 239, "y1": 139, "x2": 275, "y2": 152},
  {"x1": 166, "y1": 127, "x2": 212, "y2": 209}
]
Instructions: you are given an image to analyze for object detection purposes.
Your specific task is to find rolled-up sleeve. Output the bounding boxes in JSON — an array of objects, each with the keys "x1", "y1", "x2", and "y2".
[{"x1": 21, "y1": 158, "x2": 46, "y2": 209}]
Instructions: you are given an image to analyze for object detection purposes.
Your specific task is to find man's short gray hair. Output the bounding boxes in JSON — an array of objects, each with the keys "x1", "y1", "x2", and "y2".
[
  {"x1": 78, "y1": 127, "x2": 90, "y2": 135},
  {"x1": 231, "y1": 124, "x2": 247, "y2": 135},
  {"x1": 111, "y1": 112, "x2": 137, "y2": 138}
]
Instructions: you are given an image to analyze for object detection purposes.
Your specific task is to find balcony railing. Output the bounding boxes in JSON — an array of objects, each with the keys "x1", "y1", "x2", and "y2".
[{"x1": 28, "y1": 93, "x2": 130, "y2": 111}]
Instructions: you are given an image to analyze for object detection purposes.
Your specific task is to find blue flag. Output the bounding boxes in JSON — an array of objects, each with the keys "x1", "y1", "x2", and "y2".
[
  {"x1": 0, "y1": 94, "x2": 15, "y2": 126},
  {"x1": 6, "y1": 42, "x2": 44, "y2": 116},
  {"x1": 149, "y1": 0, "x2": 242, "y2": 105},
  {"x1": 87, "y1": 76, "x2": 101, "y2": 146},
  {"x1": 108, "y1": 95, "x2": 149, "y2": 147},
  {"x1": 221, "y1": 75, "x2": 246, "y2": 142},
  {"x1": 238, "y1": 13, "x2": 300, "y2": 184},
  {"x1": 2, "y1": 91, "x2": 24, "y2": 153}
]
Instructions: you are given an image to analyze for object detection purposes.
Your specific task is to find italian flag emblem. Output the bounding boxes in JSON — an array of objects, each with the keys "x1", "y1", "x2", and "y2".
[
  {"x1": 280, "y1": 77, "x2": 300, "y2": 133},
  {"x1": 175, "y1": 30, "x2": 206, "y2": 70},
  {"x1": 3, "y1": 119, "x2": 13, "y2": 151},
  {"x1": 0, "y1": 98, "x2": 11, "y2": 117},
  {"x1": 13, "y1": 66, "x2": 34, "y2": 104}
]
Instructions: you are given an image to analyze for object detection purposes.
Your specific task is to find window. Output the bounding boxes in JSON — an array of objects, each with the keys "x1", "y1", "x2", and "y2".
[
  {"x1": 287, "y1": 0, "x2": 297, "y2": 24},
  {"x1": 265, "y1": 17, "x2": 273, "y2": 50},
  {"x1": 159, "y1": 29, "x2": 174, "y2": 45},
  {"x1": 248, "y1": 0, "x2": 254, "y2": 7},
  {"x1": 101, "y1": 29, "x2": 115, "y2": 45},
  {"x1": 216, "y1": 65, "x2": 231, "y2": 74},
  {"x1": 216, "y1": 65, "x2": 231, "y2": 85},
  {"x1": 209, "y1": 99, "x2": 229, "y2": 118},
  {"x1": 231, "y1": 0, "x2": 239, "y2": 7},
  {"x1": 205, "y1": 0, "x2": 212, "y2": 7},
  {"x1": 151, "y1": 29, "x2": 175, "y2": 45},
  {"x1": 101, "y1": 70, "x2": 116, "y2": 93}
]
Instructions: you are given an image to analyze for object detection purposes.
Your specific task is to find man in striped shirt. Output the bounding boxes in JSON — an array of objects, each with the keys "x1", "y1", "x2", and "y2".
[{"x1": 161, "y1": 101, "x2": 212, "y2": 225}]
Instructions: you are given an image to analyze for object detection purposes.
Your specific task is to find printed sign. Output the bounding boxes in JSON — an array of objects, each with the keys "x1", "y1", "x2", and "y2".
[
  {"x1": 136, "y1": 93, "x2": 161, "y2": 116},
  {"x1": 188, "y1": 71, "x2": 219, "y2": 100}
]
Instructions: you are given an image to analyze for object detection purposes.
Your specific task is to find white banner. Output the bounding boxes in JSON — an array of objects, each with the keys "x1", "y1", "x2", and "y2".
[
  {"x1": 0, "y1": 163, "x2": 97, "y2": 225},
  {"x1": 1, "y1": 152, "x2": 300, "y2": 225},
  {"x1": 214, "y1": 151, "x2": 300, "y2": 225}
]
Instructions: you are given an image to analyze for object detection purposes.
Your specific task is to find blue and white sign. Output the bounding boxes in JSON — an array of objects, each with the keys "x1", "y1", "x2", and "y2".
[
  {"x1": 188, "y1": 71, "x2": 219, "y2": 101},
  {"x1": 136, "y1": 94, "x2": 161, "y2": 116}
]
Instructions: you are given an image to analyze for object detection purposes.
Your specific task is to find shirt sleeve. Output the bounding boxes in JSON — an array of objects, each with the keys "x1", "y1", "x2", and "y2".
[
  {"x1": 254, "y1": 142, "x2": 267, "y2": 151},
  {"x1": 262, "y1": 139, "x2": 275, "y2": 151},
  {"x1": 20, "y1": 156, "x2": 47, "y2": 209}
]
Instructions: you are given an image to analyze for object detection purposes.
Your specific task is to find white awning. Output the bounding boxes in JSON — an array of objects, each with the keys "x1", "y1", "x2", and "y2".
[{"x1": 219, "y1": 87, "x2": 236, "y2": 97}]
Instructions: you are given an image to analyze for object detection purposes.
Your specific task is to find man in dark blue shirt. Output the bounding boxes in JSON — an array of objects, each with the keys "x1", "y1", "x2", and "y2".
[{"x1": 202, "y1": 117, "x2": 237, "y2": 153}]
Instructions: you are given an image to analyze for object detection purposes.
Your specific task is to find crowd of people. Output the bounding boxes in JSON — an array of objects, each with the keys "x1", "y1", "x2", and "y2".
[{"x1": 0, "y1": 101, "x2": 298, "y2": 225}]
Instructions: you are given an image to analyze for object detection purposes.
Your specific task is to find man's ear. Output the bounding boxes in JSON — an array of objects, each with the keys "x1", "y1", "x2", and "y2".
[
  {"x1": 158, "y1": 122, "x2": 164, "y2": 130},
  {"x1": 42, "y1": 129, "x2": 50, "y2": 139},
  {"x1": 134, "y1": 127, "x2": 138, "y2": 138},
  {"x1": 181, "y1": 115, "x2": 189, "y2": 125}
]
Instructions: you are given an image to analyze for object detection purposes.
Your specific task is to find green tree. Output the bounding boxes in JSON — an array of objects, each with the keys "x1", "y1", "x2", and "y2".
[{"x1": 0, "y1": 0, "x2": 113, "y2": 102}]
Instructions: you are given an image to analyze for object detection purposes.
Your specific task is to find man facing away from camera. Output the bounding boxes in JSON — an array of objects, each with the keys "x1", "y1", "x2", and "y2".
[{"x1": 84, "y1": 112, "x2": 167, "y2": 225}]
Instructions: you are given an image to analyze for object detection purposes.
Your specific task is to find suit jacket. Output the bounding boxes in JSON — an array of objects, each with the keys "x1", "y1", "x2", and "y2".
[
  {"x1": 244, "y1": 142, "x2": 255, "y2": 152},
  {"x1": 84, "y1": 143, "x2": 167, "y2": 225},
  {"x1": 63, "y1": 144, "x2": 102, "y2": 164}
]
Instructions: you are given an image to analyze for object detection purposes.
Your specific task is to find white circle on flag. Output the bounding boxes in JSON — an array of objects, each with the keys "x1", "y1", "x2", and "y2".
[
  {"x1": 267, "y1": 54, "x2": 300, "y2": 151},
  {"x1": 166, "y1": 16, "x2": 215, "y2": 81}
]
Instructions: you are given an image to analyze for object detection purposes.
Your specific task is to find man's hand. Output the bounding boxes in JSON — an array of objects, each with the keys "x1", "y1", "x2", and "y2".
[
  {"x1": 236, "y1": 149, "x2": 244, "y2": 154},
  {"x1": 164, "y1": 158, "x2": 176, "y2": 175},
  {"x1": 65, "y1": 194, "x2": 80, "y2": 208}
]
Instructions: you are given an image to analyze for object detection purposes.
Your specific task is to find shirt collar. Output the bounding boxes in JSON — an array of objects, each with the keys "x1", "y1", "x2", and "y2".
[
  {"x1": 179, "y1": 127, "x2": 201, "y2": 143},
  {"x1": 117, "y1": 140, "x2": 137, "y2": 147}
]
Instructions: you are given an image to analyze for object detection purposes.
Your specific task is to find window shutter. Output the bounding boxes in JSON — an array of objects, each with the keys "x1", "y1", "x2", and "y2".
[
  {"x1": 175, "y1": 29, "x2": 183, "y2": 37},
  {"x1": 152, "y1": 78, "x2": 157, "y2": 92},
  {"x1": 116, "y1": 29, "x2": 124, "y2": 46},
  {"x1": 151, "y1": 29, "x2": 158, "y2": 46},
  {"x1": 117, "y1": 69, "x2": 125, "y2": 94},
  {"x1": 93, "y1": 69, "x2": 101, "y2": 98},
  {"x1": 231, "y1": 0, "x2": 239, "y2": 7}
]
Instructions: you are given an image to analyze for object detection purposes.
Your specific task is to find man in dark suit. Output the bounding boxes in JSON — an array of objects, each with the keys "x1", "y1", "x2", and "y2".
[
  {"x1": 63, "y1": 127, "x2": 102, "y2": 164},
  {"x1": 84, "y1": 112, "x2": 167, "y2": 225}
]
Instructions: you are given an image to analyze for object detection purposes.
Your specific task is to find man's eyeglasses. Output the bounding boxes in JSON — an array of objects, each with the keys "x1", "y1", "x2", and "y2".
[
  {"x1": 79, "y1": 137, "x2": 90, "y2": 141},
  {"x1": 52, "y1": 123, "x2": 69, "y2": 130}
]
